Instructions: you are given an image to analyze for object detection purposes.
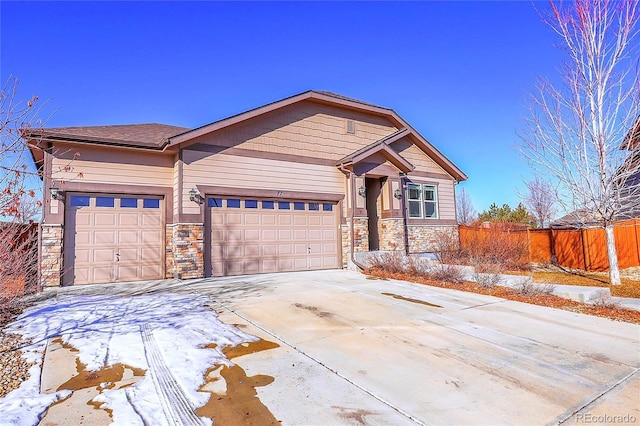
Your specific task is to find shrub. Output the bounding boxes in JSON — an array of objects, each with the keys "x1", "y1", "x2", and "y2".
[
  {"x1": 512, "y1": 279, "x2": 555, "y2": 296},
  {"x1": 458, "y1": 224, "x2": 531, "y2": 271},
  {"x1": 426, "y1": 263, "x2": 466, "y2": 284}
]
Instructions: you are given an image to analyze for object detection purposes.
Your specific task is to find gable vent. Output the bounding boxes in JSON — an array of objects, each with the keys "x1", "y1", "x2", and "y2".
[{"x1": 346, "y1": 120, "x2": 355, "y2": 134}]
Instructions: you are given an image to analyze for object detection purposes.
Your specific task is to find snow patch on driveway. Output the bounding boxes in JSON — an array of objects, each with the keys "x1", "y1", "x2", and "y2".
[{"x1": 0, "y1": 293, "x2": 257, "y2": 426}]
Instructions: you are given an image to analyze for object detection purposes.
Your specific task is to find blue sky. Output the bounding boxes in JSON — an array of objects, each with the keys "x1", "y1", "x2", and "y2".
[{"x1": 1, "y1": 1, "x2": 564, "y2": 215}]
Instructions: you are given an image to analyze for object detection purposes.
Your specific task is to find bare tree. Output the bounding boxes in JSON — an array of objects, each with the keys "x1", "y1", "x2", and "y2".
[
  {"x1": 522, "y1": 176, "x2": 556, "y2": 228},
  {"x1": 519, "y1": 0, "x2": 640, "y2": 285},
  {"x1": 1, "y1": 77, "x2": 44, "y2": 319},
  {"x1": 456, "y1": 187, "x2": 477, "y2": 225}
]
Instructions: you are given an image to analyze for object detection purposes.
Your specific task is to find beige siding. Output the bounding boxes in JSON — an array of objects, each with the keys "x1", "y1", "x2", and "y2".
[
  {"x1": 182, "y1": 150, "x2": 345, "y2": 215},
  {"x1": 189, "y1": 101, "x2": 398, "y2": 160},
  {"x1": 173, "y1": 159, "x2": 180, "y2": 218},
  {"x1": 391, "y1": 138, "x2": 448, "y2": 175},
  {"x1": 51, "y1": 143, "x2": 173, "y2": 187},
  {"x1": 409, "y1": 176, "x2": 456, "y2": 221}
]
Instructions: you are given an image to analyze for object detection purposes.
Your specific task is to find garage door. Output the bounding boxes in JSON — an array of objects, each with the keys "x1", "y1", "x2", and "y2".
[
  {"x1": 208, "y1": 197, "x2": 339, "y2": 276},
  {"x1": 64, "y1": 194, "x2": 164, "y2": 285}
]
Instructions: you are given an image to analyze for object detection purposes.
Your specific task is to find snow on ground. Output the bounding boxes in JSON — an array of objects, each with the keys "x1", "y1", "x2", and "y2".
[{"x1": 0, "y1": 292, "x2": 258, "y2": 426}]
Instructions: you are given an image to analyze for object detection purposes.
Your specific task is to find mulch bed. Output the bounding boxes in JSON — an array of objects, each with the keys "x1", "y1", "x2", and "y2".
[{"x1": 367, "y1": 268, "x2": 640, "y2": 325}]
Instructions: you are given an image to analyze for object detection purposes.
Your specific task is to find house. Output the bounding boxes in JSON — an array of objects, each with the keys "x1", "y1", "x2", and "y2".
[{"x1": 27, "y1": 91, "x2": 467, "y2": 286}]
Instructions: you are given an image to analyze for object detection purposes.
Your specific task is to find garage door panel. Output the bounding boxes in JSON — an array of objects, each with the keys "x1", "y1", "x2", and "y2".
[
  {"x1": 93, "y1": 249, "x2": 115, "y2": 262},
  {"x1": 119, "y1": 248, "x2": 140, "y2": 261},
  {"x1": 244, "y1": 229, "x2": 260, "y2": 240},
  {"x1": 262, "y1": 214, "x2": 276, "y2": 225},
  {"x1": 278, "y1": 229, "x2": 292, "y2": 239},
  {"x1": 76, "y1": 214, "x2": 91, "y2": 226},
  {"x1": 118, "y1": 231, "x2": 139, "y2": 244},
  {"x1": 278, "y1": 244, "x2": 293, "y2": 255},
  {"x1": 278, "y1": 215, "x2": 293, "y2": 225},
  {"x1": 142, "y1": 230, "x2": 162, "y2": 244},
  {"x1": 245, "y1": 214, "x2": 260, "y2": 225},
  {"x1": 93, "y1": 267, "x2": 114, "y2": 283},
  {"x1": 323, "y1": 243, "x2": 337, "y2": 254},
  {"x1": 119, "y1": 213, "x2": 140, "y2": 226},
  {"x1": 245, "y1": 244, "x2": 260, "y2": 256},
  {"x1": 208, "y1": 196, "x2": 338, "y2": 277},
  {"x1": 142, "y1": 265, "x2": 162, "y2": 278},
  {"x1": 142, "y1": 214, "x2": 162, "y2": 227},
  {"x1": 95, "y1": 213, "x2": 116, "y2": 226},
  {"x1": 308, "y1": 216, "x2": 322, "y2": 226},
  {"x1": 261, "y1": 229, "x2": 277, "y2": 240},
  {"x1": 227, "y1": 213, "x2": 242, "y2": 225},
  {"x1": 94, "y1": 231, "x2": 116, "y2": 244},
  {"x1": 75, "y1": 231, "x2": 91, "y2": 245},
  {"x1": 263, "y1": 244, "x2": 277, "y2": 256},
  {"x1": 117, "y1": 266, "x2": 139, "y2": 281},
  {"x1": 293, "y1": 216, "x2": 307, "y2": 226}
]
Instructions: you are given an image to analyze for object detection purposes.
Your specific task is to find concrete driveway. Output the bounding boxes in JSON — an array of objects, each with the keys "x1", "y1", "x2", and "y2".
[{"x1": 59, "y1": 270, "x2": 640, "y2": 425}]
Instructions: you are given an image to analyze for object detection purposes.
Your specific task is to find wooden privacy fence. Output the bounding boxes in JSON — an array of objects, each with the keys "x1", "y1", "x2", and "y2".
[{"x1": 459, "y1": 219, "x2": 640, "y2": 272}]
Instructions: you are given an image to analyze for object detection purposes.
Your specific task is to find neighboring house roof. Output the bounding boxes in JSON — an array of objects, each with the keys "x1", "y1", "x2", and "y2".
[
  {"x1": 551, "y1": 209, "x2": 600, "y2": 228},
  {"x1": 621, "y1": 116, "x2": 640, "y2": 151},
  {"x1": 27, "y1": 123, "x2": 188, "y2": 150}
]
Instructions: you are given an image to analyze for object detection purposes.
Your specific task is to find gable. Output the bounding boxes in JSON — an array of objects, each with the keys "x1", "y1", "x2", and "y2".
[
  {"x1": 390, "y1": 137, "x2": 449, "y2": 176},
  {"x1": 183, "y1": 101, "x2": 398, "y2": 161}
]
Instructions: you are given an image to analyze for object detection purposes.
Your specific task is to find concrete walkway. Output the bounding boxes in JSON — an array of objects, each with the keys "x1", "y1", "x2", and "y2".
[{"x1": 37, "y1": 270, "x2": 640, "y2": 425}]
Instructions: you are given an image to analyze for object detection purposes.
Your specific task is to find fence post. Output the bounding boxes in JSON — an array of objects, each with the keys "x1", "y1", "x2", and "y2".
[{"x1": 581, "y1": 228, "x2": 589, "y2": 271}]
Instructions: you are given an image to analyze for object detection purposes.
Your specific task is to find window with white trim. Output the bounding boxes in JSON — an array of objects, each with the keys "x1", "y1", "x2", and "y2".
[{"x1": 407, "y1": 183, "x2": 438, "y2": 219}]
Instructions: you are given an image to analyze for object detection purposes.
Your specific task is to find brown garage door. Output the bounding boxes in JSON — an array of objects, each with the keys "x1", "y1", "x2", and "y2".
[
  {"x1": 64, "y1": 194, "x2": 164, "y2": 285},
  {"x1": 208, "y1": 197, "x2": 339, "y2": 276}
]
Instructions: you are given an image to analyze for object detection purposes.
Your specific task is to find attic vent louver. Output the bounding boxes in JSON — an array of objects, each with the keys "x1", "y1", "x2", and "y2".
[{"x1": 346, "y1": 120, "x2": 355, "y2": 134}]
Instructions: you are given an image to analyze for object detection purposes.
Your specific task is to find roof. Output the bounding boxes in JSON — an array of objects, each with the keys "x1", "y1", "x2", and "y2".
[
  {"x1": 26, "y1": 123, "x2": 188, "y2": 150},
  {"x1": 169, "y1": 90, "x2": 468, "y2": 181},
  {"x1": 24, "y1": 91, "x2": 468, "y2": 181}
]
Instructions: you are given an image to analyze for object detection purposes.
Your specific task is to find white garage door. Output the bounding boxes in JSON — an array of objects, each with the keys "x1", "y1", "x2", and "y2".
[
  {"x1": 208, "y1": 197, "x2": 339, "y2": 277},
  {"x1": 64, "y1": 194, "x2": 164, "y2": 285}
]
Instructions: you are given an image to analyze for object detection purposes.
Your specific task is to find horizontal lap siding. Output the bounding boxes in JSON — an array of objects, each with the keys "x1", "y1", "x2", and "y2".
[
  {"x1": 182, "y1": 151, "x2": 344, "y2": 215},
  {"x1": 189, "y1": 101, "x2": 398, "y2": 159},
  {"x1": 51, "y1": 143, "x2": 173, "y2": 187},
  {"x1": 408, "y1": 176, "x2": 456, "y2": 221}
]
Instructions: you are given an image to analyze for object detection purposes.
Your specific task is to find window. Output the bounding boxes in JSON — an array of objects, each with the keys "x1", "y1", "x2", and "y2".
[
  {"x1": 278, "y1": 201, "x2": 290, "y2": 210},
  {"x1": 322, "y1": 203, "x2": 333, "y2": 212},
  {"x1": 96, "y1": 196, "x2": 114, "y2": 207},
  {"x1": 262, "y1": 200, "x2": 274, "y2": 209},
  {"x1": 143, "y1": 198, "x2": 160, "y2": 209},
  {"x1": 294, "y1": 202, "x2": 305, "y2": 211},
  {"x1": 208, "y1": 198, "x2": 222, "y2": 208},
  {"x1": 120, "y1": 198, "x2": 138, "y2": 208},
  {"x1": 227, "y1": 198, "x2": 241, "y2": 208},
  {"x1": 308, "y1": 202, "x2": 319, "y2": 211},
  {"x1": 70, "y1": 195, "x2": 90, "y2": 207},
  {"x1": 245, "y1": 199, "x2": 258, "y2": 209},
  {"x1": 407, "y1": 183, "x2": 422, "y2": 218},
  {"x1": 406, "y1": 183, "x2": 438, "y2": 219},
  {"x1": 423, "y1": 185, "x2": 438, "y2": 218}
]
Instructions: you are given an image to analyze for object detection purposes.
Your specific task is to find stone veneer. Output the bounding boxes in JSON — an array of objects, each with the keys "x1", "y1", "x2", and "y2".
[
  {"x1": 341, "y1": 217, "x2": 370, "y2": 267},
  {"x1": 379, "y1": 218, "x2": 405, "y2": 251},
  {"x1": 408, "y1": 225, "x2": 458, "y2": 253},
  {"x1": 41, "y1": 224, "x2": 63, "y2": 287},
  {"x1": 166, "y1": 224, "x2": 204, "y2": 279}
]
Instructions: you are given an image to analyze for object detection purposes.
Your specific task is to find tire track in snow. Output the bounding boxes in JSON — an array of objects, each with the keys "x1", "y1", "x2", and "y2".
[{"x1": 141, "y1": 323, "x2": 205, "y2": 426}]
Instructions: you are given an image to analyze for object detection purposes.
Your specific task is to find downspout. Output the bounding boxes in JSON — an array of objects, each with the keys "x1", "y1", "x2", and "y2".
[
  {"x1": 339, "y1": 163, "x2": 367, "y2": 271},
  {"x1": 400, "y1": 173, "x2": 410, "y2": 256}
]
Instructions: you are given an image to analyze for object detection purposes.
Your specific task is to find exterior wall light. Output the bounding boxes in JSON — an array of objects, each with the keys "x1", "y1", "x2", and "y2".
[
  {"x1": 394, "y1": 188, "x2": 402, "y2": 199},
  {"x1": 358, "y1": 185, "x2": 366, "y2": 197},
  {"x1": 189, "y1": 188, "x2": 204, "y2": 204},
  {"x1": 50, "y1": 186, "x2": 60, "y2": 200}
]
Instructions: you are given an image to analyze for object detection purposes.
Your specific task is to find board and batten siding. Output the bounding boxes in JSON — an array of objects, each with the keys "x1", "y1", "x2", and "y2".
[
  {"x1": 188, "y1": 101, "x2": 398, "y2": 160},
  {"x1": 181, "y1": 150, "x2": 345, "y2": 215},
  {"x1": 51, "y1": 143, "x2": 174, "y2": 187}
]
